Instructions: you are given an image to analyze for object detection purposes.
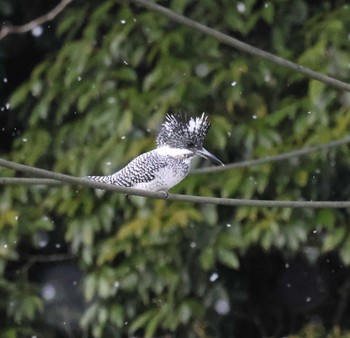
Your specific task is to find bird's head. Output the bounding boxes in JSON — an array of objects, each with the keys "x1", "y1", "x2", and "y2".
[{"x1": 156, "y1": 113, "x2": 224, "y2": 166}]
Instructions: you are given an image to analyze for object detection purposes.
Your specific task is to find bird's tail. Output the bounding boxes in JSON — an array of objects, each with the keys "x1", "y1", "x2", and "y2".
[{"x1": 83, "y1": 175, "x2": 112, "y2": 184}]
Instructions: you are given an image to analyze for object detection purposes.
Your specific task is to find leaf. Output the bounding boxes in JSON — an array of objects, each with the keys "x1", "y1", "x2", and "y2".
[
  {"x1": 222, "y1": 171, "x2": 243, "y2": 197},
  {"x1": 145, "y1": 305, "x2": 168, "y2": 338},
  {"x1": 84, "y1": 275, "x2": 96, "y2": 301},
  {"x1": 130, "y1": 309, "x2": 158, "y2": 334},
  {"x1": 261, "y1": 2, "x2": 275, "y2": 24},
  {"x1": 9, "y1": 83, "x2": 30, "y2": 108},
  {"x1": 217, "y1": 249, "x2": 240, "y2": 269},
  {"x1": 81, "y1": 302, "x2": 99, "y2": 328},
  {"x1": 199, "y1": 247, "x2": 215, "y2": 271},
  {"x1": 0, "y1": 209, "x2": 18, "y2": 228},
  {"x1": 323, "y1": 227, "x2": 346, "y2": 252},
  {"x1": 110, "y1": 305, "x2": 124, "y2": 327},
  {"x1": 317, "y1": 209, "x2": 336, "y2": 229},
  {"x1": 178, "y1": 299, "x2": 203, "y2": 324},
  {"x1": 294, "y1": 170, "x2": 308, "y2": 187}
]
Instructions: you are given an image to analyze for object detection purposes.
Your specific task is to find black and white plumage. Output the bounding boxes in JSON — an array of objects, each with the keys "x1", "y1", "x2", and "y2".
[{"x1": 85, "y1": 113, "x2": 223, "y2": 192}]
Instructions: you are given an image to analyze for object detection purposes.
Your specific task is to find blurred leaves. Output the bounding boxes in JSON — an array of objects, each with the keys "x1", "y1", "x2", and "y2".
[{"x1": 1, "y1": 0, "x2": 350, "y2": 337}]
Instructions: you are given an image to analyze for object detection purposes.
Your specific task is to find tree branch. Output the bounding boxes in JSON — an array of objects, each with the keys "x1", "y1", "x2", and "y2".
[
  {"x1": 192, "y1": 136, "x2": 350, "y2": 174},
  {"x1": 1, "y1": 158, "x2": 350, "y2": 208},
  {"x1": 0, "y1": 0, "x2": 74, "y2": 40},
  {"x1": 128, "y1": 0, "x2": 350, "y2": 92},
  {"x1": 19, "y1": 253, "x2": 74, "y2": 276}
]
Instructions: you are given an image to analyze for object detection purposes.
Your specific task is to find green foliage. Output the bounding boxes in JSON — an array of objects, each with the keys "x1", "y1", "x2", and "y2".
[
  {"x1": 1, "y1": 0, "x2": 350, "y2": 337},
  {"x1": 292, "y1": 324, "x2": 350, "y2": 338}
]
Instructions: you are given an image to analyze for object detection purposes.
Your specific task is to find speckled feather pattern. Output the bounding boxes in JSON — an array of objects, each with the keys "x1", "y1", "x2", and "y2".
[
  {"x1": 85, "y1": 113, "x2": 212, "y2": 192},
  {"x1": 86, "y1": 149, "x2": 193, "y2": 191}
]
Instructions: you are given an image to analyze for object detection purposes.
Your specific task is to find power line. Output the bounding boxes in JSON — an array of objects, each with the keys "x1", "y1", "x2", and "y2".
[
  {"x1": 1, "y1": 158, "x2": 350, "y2": 209},
  {"x1": 129, "y1": 0, "x2": 350, "y2": 92},
  {"x1": 192, "y1": 136, "x2": 350, "y2": 174}
]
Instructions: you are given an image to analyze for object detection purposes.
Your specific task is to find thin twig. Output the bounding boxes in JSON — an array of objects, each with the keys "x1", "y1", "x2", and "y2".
[
  {"x1": 128, "y1": 0, "x2": 350, "y2": 92},
  {"x1": 20, "y1": 253, "x2": 74, "y2": 276},
  {"x1": 1, "y1": 158, "x2": 350, "y2": 208},
  {"x1": 0, "y1": 177, "x2": 62, "y2": 185},
  {"x1": 24, "y1": 253, "x2": 74, "y2": 263},
  {"x1": 0, "y1": 0, "x2": 74, "y2": 40},
  {"x1": 193, "y1": 136, "x2": 350, "y2": 174}
]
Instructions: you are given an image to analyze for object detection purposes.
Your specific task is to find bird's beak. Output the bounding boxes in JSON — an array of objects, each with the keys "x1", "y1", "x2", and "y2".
[{"x1": 196, "y1": 148, "x2": 224, "y2": 166}]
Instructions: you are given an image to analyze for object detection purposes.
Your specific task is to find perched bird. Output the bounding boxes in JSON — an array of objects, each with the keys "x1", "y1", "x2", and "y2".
[{"x1": 85, "y1": 113, "x2": 223, "y2": 192}]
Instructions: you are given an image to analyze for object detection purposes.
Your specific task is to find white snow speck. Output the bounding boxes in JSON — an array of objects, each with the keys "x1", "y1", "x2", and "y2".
[
  {"x1": 237, "y1": 2, "x2": 246, "y2": 13},
  {"x1": 215, "y1": 298, "x2": 230, "y2": 315},
  {"x1": 210, "y1": 272, "x2": 219, "y2": 282},
  {"x1": 31, "y1": 26, "x2": 43, "y2": 37},
  {"x1": 195, "y1": 64, "x2": 209, "y2": 78},
  {"x1": 264, "y1": 73, "x2": 271, "y2": 82},
  {"x1": 41, "y1": 283, "x2": 56, "y2": 301}
]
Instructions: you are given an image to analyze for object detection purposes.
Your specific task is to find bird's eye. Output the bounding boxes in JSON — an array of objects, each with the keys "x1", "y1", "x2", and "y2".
[{"x1": 186, "y1": 140, "x2": 195, "y2": 148}]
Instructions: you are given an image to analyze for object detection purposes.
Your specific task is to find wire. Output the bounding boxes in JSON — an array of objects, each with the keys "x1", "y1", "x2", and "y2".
[
  {"x1": 1, "y1": 158, "x2": 350, "y2": 209},
  {"x1": 192, "y1": 136, "x2": 350, "y2": 174},
  {"x1": 129, "y1": 0, "x2": 350, "y2": 92}
]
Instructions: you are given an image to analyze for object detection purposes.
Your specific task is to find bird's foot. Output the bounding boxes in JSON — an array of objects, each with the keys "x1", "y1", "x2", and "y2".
[{"x1": 159, "y1": 190, "x2": 169, "y2": 199}]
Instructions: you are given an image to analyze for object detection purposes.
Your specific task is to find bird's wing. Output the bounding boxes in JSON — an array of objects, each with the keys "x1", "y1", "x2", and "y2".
[{"x1": 110, "y1": 151, "x2": 170, "y2": 187}]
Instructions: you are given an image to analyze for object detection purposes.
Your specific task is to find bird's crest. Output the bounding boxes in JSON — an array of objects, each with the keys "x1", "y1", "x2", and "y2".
[{"x1": 156, "y1": 113, "x2": 211, "y2": 149}]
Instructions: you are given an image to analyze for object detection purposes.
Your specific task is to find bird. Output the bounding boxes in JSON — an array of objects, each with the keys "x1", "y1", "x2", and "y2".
[{"x1": 85, "y1": 113, "x2": 224, "y2": 192}]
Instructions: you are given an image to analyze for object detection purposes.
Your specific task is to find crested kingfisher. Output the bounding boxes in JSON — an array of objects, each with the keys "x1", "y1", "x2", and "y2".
[{"x1": 85, "y1": 113, "x2": 224, "y2": 192}]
